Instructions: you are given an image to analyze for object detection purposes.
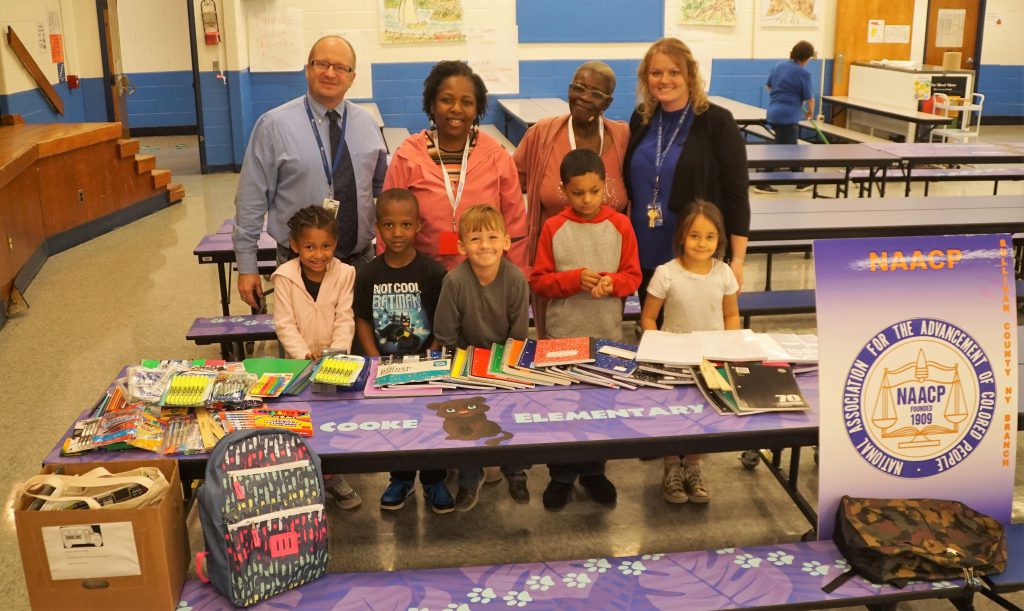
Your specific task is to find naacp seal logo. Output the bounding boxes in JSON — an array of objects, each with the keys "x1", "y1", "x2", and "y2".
[{"x1": 843, "y1": 317, "x2": 996, "y2": 478}]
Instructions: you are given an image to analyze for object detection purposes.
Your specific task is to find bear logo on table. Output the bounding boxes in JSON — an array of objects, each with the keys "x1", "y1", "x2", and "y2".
[{"x1": 427, "y1": 397, "x2": 513, "y2": 446}]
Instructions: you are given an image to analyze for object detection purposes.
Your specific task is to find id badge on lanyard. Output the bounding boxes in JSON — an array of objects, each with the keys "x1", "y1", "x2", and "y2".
[
  {"x1": 436, "y1": 130, "x2": 471, "y2": 255},
  {"x1": 305, "y1": 98, "x2": 347, "y2": 212},
  {"x1": 648, "y1": 106, "x2": 690, "y2": 229}
]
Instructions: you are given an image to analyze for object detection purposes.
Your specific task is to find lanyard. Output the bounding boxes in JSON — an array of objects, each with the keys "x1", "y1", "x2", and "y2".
[
  {"x1": 433, "y1": 128, "x2": 472, "y2": 230},
  {"x1": 567, "y1": 117, "x2": 604, "y2": 153},
  {"x1": 651, "y1": 104, "x2": 691, "y2": 203},
  {"x1": 304, "y1": 98, "x2": 348, "y2": 200}
]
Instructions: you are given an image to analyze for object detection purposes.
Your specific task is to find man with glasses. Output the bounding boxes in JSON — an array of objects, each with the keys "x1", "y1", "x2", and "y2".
[{"x1": 234, "y1": 35, "x2": 388, "y2": 312}]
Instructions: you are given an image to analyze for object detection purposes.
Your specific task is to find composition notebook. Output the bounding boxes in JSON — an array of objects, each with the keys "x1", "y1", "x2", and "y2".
[{"x1": 533, "y1": 337, "x2": 596, "y2": 367}]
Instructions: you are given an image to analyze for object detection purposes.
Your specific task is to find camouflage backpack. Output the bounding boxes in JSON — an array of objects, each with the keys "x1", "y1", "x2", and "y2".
[{"x1": 823, "y1": 495, "x2": 1006, "y2": 592}]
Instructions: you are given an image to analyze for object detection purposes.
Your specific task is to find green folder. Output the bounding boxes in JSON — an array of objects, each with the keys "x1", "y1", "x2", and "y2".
[{"x1": 242, "y1": 357, "x2": 312, "y2": 377}]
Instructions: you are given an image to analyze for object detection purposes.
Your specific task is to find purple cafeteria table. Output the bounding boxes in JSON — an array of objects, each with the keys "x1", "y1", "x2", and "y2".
[
  {"x1": 178, "y1": 538, "x2": 966, "y2": 610},
  {"x1": 866, "y1": 142, "x2": 1024, "y2": 196},
  {"x1": 193, "y1": 231, "x2": 277, "y2": 316},
  {"x1": 745, "y1": 143, "x2": 901, "y2": 197},
  {"x1": 46, "y1": 373, "x2": 822, "y2": 526}
]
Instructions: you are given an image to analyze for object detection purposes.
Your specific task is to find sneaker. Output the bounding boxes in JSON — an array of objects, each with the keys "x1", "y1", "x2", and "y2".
[
  {"x1": 379, "y1": 479, "x2": 414, "y2": 511},
  {"x1": 454, "y1": 478, "x2": 484, "y2": 512},
  {"x1": 506, "y1": 472, "x2": 530, "y2": 504},
  {"x1": 327, "y1": 476, "x2": 362, "y2": 510},
  {"x1": 795, "y1": 183, "x2": 814, "y2": 192},
  {"x1": 579, "y1": 474, "x2": 617, "y2": 505},
  {"x1": 542, "y1": 480, "x2": 574, "y2": 510},
  {"x1": 423, "y1": 481, "x2": 455, "y2": 514},
  {"x1": 483, "y1": 466, "x2": 503, "y2": 484},
  {"x1": 682, "y1": 464, "x2": 710, "y2": 504},
  {"x1": 662, "y1": 465, "x2": 688, "y2": 504},
  {"x1": 752, "y1": 185, "x2": 779, "y2": 194}
]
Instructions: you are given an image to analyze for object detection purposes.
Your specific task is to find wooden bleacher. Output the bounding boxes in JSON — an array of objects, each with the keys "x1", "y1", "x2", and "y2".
[{"x1": 0, "y1": 121, "x2": 179, "y2": 326}]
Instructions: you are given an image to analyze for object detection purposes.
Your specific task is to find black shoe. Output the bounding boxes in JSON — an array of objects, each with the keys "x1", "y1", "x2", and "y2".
[
  {"x1": 507, "y1": 472, "x2": 530, "y2": 505},
  {"x1": 752, "y1": 185, "x2": 779, "y2": 194},
  {"x1": 795, "y1": 184, "x2": 813, "y2": 192},
  {"x1": 542, "y1": 480, "x2": 573, "y2": 510},
  {"x1": 579, "y1": 474, "x2": 617, "y2": 505}
]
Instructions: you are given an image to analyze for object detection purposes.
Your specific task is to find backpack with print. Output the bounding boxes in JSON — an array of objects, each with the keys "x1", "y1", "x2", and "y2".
[
  {"x1": 196, "y1": 429, "x2": 329, "y2": 607},
  {"x1": 823, "y1": 495, "x2": 1006, "y2": 592}
]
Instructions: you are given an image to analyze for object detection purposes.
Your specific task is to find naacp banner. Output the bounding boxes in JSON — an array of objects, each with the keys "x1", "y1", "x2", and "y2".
[{"x1": 815, "y1": 234, "x2": 1018, "y2": 538}]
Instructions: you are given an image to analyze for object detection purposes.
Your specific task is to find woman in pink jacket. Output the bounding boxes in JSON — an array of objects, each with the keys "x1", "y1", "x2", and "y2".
[
  {"x1": 383, "y1": 60, "x2": 526, "y2": 271},
  {"x1": 271, "y1": 206, "x2": 356, "y2": 360}
]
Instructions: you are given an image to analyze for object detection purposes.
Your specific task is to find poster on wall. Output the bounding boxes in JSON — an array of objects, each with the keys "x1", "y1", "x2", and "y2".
[
  {"x1": 380, "y1": 0, "x2": 465, "y2": 44},
  {"x1": 678, "y1": 0, "x2": 736, "y2": 27},
  {"x1": 249, "y1": 6, "x2": 305, "y2": 72},
  {"x1": 760, "y1": 0, "x2": 818, "y2": 27},
  {"x1": 814, "y1": 234, "x2": 1018, "y2": 538}
]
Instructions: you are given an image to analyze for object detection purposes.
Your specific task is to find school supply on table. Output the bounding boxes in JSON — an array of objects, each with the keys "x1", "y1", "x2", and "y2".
[
  {"x1": 533, "y1": 336, "x2": 596, "y2": 367},
  {"x1": 248, "y1": 373, "x2": 294, "y2": 398},
  {"x1": 693, "y1": 329, "x2": 766, "y2": 362},
  {"x1": 824, "y1": 496, "x2": 1005, "y2": 592},
  {"x1": 242, "y1": 357, "x2": 312, "y2": 379},
  {"x1": 578, "y1": 339, "x2": 639, "y2": 377},
  {"x1": 503, "y1": 339, "x2": 572, "y2": 386},
  {"x1": 363, "y1": 358, "x2": 443, "y2": 398},
  {"x1": 161, "y1": 414, "x2": 205, "y2": 455},
  {"x1": 18, "y1": 466, "x2": 170, "y2": 511},
  {"x1": 636, "y1": 330, "x2": 703, "y2": 366},
  {"x1": 197, "y1": 430, "x2": 329, "y2": 607},
  {"x1": 312, "y1": 354, "x2": 366, "y2": 386},
  {"x1": 162, "y1": 372, "x2": 217, "y2": 406},
  {"x1": 252, "y1": 408, "x2": 314, "y2": 437},
  {"x1": 468, "y1": 346, "x2": 531, "y2": 389},
  {"x1": 127, "y1": 365, "x2": 176, "y2": 403},
  {"x1": 374, "y1": 354, "x2": 450, "y2": 386},
  {"x1": 724, "y1": 362, "x2": 810, "y2": 413},
  {"x1": 210, "y1": 372, "x2": 259, "y2": 405},
  {"x1": 691, "y1": 360, "x2": 741, "y2": 416}
]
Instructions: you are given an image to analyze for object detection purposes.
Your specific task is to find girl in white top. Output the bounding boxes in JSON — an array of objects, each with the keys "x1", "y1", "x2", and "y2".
[{"x1": 639, "y1": 199, "x2": 740, "y2": 505}]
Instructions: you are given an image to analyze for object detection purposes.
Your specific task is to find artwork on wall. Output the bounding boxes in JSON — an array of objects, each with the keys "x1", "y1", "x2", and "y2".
[
  {"x1": 761, "y1": 0, "x2": 818, "y2": 27},
  {"x1": 678, "y1": 0, "x2": 737, "y2": 27},
  {"x1": 380, "y1": 0, "x2": 465, "y2": 44}
]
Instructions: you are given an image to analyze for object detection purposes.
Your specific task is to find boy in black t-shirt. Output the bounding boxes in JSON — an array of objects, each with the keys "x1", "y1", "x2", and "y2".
[{"x1": 354, "y1": 188, "x2": 451, "y2": 513}]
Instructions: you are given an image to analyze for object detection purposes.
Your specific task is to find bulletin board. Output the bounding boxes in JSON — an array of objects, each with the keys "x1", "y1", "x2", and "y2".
[{"x1": 516, "y1": 0, "x2": 663, "y2": 43}]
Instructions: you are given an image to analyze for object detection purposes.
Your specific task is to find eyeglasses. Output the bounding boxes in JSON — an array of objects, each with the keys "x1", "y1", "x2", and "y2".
[
  {"x1": 310, "y1": 59, "x2": 354, "y2": 74},
  {"x1": 569, "y1": 82, "x2": 611, "y2": 104}
]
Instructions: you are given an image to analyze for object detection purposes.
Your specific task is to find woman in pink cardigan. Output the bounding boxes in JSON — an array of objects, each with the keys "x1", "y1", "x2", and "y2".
[
  {"x1": 513, "y1": 61, "x2": 630, "y2": 337},
  {"x1": 383, "y1": 60, "x2": 526, "y2": 271}
]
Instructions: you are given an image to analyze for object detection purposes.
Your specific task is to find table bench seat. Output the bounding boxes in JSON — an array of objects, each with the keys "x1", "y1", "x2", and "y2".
[
  {"x1": 178, "y1": 538, "x2": 969, "y2": 610},
  {"x1": 186, "y1": 314, "x2": 276, "y2": 360},
  {"x1": 849, "y1": 166, "x2": 1024, "y2": 196},
  {"x1": 749, "y1": 170, "x2": 847, "y2": 198},
  {"x1": 739, "y1": 289, "x2": 817, "y2": 327},
  {"x1": 800, "y1": 121, "x2": 890, "y2": 145}
]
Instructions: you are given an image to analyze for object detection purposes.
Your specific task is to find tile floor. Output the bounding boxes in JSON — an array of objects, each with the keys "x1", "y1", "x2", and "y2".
[{"x1": 1, "y1": 127, "x2": 1022, "y2": 610}]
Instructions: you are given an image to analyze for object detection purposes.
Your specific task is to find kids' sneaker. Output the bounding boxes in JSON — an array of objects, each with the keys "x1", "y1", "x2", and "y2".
[
  {"x1": 506, "y1": 472, "x2": 530, "y2": 504},
  {"x1": 683, "y1": 464, "x2": 710, "y2": 503},
  {"x1": 454, "y1": 479, "x2": 484, "y2": 512},
  {"x1": 579, "y1": 474, "x2": 617, "y2": 505},
  {"x1": 662, "y1": 465, "x2": 688, "y2": 504},
  {"x1": 424, "y1": 481, "x2": 456, "y2": 514},
  {"x1": 328, "y1": 476, "x2": 362, "y2": 510},
  {"x1": 542, "y1": 480, "x2": 574, "y2": 510},
  {"x1": 379, "y1": 479, "x2": 414, "y2": 511}
]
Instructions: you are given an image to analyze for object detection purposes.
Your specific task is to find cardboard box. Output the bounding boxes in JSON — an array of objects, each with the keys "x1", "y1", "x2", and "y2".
[{"x1": 15, "y1": 460, "x2": 188, "y2": 611}]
